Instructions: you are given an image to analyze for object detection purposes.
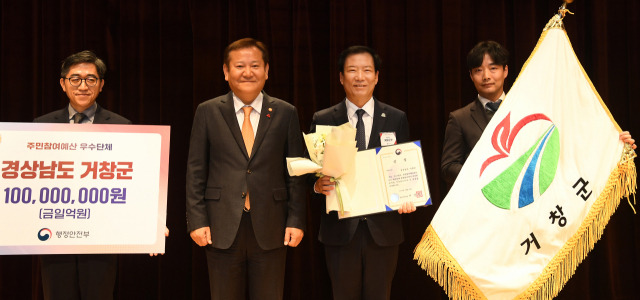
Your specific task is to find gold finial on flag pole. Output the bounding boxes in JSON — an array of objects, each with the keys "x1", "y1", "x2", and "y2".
[{"x1": 543, "y1": 1, "x2": 575, "y2": 31}]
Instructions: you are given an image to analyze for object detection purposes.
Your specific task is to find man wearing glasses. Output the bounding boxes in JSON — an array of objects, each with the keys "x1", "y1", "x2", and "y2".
[
  {"x1": 34, "y1": 50, "x2": 130, "y2": 300},
  {"x1": 35, "y1": 50, "x2": 131, "y2": 126}
]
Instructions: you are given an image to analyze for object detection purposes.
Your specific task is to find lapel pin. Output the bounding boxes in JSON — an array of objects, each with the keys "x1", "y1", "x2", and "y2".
[
  {"x1": 267, "y1": 114, "x2": 271, "y2": 118},
  {"x1": 268, "y1": 108, "x2": 273, "y2": 112},
  {"x1": 381, "y1": 113, "x2": 386, "y2": 118}
]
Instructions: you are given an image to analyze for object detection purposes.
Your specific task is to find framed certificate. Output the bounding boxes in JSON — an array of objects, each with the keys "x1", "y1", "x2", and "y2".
[{"x1": 336, "y1": 140, "x2": 431, "y2": 219}]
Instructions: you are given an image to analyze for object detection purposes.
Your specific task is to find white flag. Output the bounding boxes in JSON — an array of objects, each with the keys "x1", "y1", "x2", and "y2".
[{"x1": 415, "y1": 15, "x2": 637, "y2": 300}]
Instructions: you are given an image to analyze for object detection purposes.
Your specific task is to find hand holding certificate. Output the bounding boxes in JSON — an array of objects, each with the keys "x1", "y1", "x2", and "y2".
[
  {"x1": 287, "y1": 124, "x2": 432, "y2": 218},
  {"x1": 340, "y1": 141, "x2": 431, "y2": 218}
]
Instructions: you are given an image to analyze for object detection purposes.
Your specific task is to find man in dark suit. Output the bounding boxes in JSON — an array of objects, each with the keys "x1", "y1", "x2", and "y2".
[
  {"x1": 186, "y1": 38, "x2": 306, "y2": 300},
  {"x1": 441, "y1": 41, "x2": 509, "y2": 185},
  {"x1": 34, "y1": 50, "x2": 130, "y2": 300},
  {"x1": 441, "y1": 41, "x2": 636, "y2": 186},
  {"x1": 311, "y1": 46, "x2": 416, "y2": 300}
]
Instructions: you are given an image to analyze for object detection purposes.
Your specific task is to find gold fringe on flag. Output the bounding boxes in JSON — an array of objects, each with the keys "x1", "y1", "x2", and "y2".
[
  {"x1": 414, "y1": 148, "x2": 636, "y2": 300},
  {"x1": 413, "y1": 225, "x2": 486, "y2": 300},
  {"x1": 516, "y1": 146, "x2": 636, "y2": 300},
  {"x1": 619, "y1": 145, "x2": 638, "y2": 214},
  {"x1": 415, "y1": 4, "x2": 637, "y2": 298}
]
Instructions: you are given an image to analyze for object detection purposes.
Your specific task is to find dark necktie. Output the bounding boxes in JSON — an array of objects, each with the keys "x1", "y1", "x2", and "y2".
[
  {"x1": 355, "y1": 109, "x2": 366, "y2": 150},
  {"x1": 73, "y1": 113, "x2": 87, "y2": 124},
  {"x1": 485, "y1": 100, "x2": 502, "y2": 119}
]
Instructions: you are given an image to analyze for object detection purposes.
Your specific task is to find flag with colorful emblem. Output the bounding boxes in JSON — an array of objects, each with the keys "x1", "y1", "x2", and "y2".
[{"x1": 414, "y1": 7, "x2": 637, "y2": 300}]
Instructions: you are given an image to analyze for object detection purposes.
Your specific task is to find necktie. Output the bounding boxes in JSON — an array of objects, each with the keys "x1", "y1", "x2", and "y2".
[
  {"x1": 241, "y1": 106, "x2": 254, "y2": 211},
  {"x1": 355, "y1": 109, "x2": 366, "y2": 150},
  {"x1": 73, "y1": 113, "x2": 87, "y2": 124},
  {"x1": 485, "y1": 100, "x2": 502, "y2": 119}
]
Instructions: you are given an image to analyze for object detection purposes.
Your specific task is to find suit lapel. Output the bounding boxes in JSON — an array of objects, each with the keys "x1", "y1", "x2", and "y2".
[
  {"x1": 470, "y1": 98, "x2": 489, "y2": 131},
  {"x1": 219, "y1": 92, "x2": 251, "y2": 159},
  {"x1": 332, "y1": 100, "x2": 349, "y2": 125},
  {"x1": 54, "y1": 107, "x2": 69, "y2": 123},
  {"x1": 250, "y1": 92, "x2": 273, "y2": 162},
  {"x1": 334, "y1": 99, "x2": 385, "y2": 149},
  {"x1": 92, "y1": 105, "x2": 109, "y2": 124},
  {"x1": 368, "y1": 99, "x2": 386, "y2": 149}
]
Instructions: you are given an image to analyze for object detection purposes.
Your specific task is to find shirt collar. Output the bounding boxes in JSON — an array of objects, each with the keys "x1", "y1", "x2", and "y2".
[
  {"x1": 345, "y1": 97, "x2": 374, "y2": 119},
  {"x1": 233, "y1": 92, "x2": 263, "y2": 114},
  {"x1": 478, "y1": 92, "x2": 505, "y2": 109},
  {"x1": 68, "y1": 103, "x2": 97, "y2": 121}
]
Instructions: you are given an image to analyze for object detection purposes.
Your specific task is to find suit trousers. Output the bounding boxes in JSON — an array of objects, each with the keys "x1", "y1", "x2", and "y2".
[
  {"x1": 40, "y1": 254, "x2": 117, "y2": 300},
  {"x1": 324, "y1": 220, "x2": 399, "y2": 300},
  {"x1": 205, "y1": 211, "x2": 287, "y2": 300}
]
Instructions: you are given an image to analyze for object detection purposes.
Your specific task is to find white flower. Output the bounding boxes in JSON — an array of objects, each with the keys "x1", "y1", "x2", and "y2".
[{"x1": 311, "y1": 133, "x2": 326, "y2": 166}]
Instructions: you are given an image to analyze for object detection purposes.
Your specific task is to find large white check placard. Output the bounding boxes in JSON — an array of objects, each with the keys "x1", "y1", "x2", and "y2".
[
  {"x1": 337, "y1": 141, "x2": 432, "y2": 219},
  {"x1": 0, "y1": 123, "x2": 169, "y2": 254}
]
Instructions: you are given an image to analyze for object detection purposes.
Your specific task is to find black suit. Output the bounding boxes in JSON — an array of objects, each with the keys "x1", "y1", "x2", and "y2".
[
  {"x1": 35, "y1": 104, "x2": 131, "y2": 300},
  {"x1": 310, "y1": 99, "x2": 410, "y2": 300},
  {"x1": 441, "y1": 98, "x2": 490, "y2": 185},
  {"x1": 186, "y1": 92, "x2": 305, "y2": 299}
]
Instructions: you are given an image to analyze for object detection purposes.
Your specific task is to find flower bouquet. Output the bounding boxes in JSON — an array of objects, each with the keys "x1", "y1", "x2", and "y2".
[{"x1": 287, "y1": 123, "x2": 357, "y2": 216}]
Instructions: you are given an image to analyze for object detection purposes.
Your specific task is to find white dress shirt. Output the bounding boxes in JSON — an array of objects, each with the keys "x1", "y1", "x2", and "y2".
[
  {"x1": 478, "y1": 92, "x2": 506, "y2": 112},
  {"x1": 233, "y1": 92, "x2": 263, "y2": 137},
  {"x1": 345, "y1": 97, "x2": 374, "y2": 148}
]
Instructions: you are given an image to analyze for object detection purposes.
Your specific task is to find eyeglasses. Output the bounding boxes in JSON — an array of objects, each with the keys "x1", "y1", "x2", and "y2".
[{"x1": 63, "y1": 76, "x2": 100, "y2": 87}]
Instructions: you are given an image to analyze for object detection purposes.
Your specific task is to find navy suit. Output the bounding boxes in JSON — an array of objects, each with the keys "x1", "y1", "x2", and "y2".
[
  {"x1": 310, "y1": 99, "x2": 410, "y2": 300},
  {"x1": 35, "y1": 104, "x2": 131, "y2": 300}
]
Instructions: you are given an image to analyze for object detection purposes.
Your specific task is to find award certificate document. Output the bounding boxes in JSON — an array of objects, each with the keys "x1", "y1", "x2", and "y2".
[
  {"x1": 0, "y1": 122, "x2": 169, "y2": 254},
  {"x1": 337, "y1": 140, "x2": 431, "y2": 219}
]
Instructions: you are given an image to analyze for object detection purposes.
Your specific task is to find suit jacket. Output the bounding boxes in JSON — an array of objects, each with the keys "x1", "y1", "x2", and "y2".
[
  {"x1": 186, "y1": 91, "x2": 306, "y2": 251},
  {"x1": 34, "y1": 105, "x2": 132, "y2": 124},
  {"x1": 441, "y1": 98, "x2": 489, "y2": 185},
  {"x1": 310, "y1": 99, "x2": 410, "y2": 247},
  {"x1": 35, "y1": 104, "x2": 130, "y2": 300}
]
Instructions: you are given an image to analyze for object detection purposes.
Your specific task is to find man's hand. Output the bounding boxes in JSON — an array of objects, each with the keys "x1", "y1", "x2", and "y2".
[
  {"x1": 620, "y1": 131, "x2": 636, "y2": 150},
  {"x1": 190, "y1": 226, "x2": 212, "y2": 247},
  {"x1": 284, "y1": 227, "x2": 304, "y2": 247},
  {"x1": 397, "y1": 201, "x2": 416, "y2": 214},
  {"x1": 314, "y1": 175, "x2": 335, "y2": 196}
]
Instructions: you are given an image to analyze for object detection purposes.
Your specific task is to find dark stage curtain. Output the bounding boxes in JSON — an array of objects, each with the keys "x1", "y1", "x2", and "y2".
[{"x1": 0, "y1": 0, "x2": 638, "y2": 299}]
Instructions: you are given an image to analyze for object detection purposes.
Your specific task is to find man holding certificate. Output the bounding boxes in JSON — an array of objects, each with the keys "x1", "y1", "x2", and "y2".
[{"x1": 311, "y1": 46, "x2": 416, "y2": 300}]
